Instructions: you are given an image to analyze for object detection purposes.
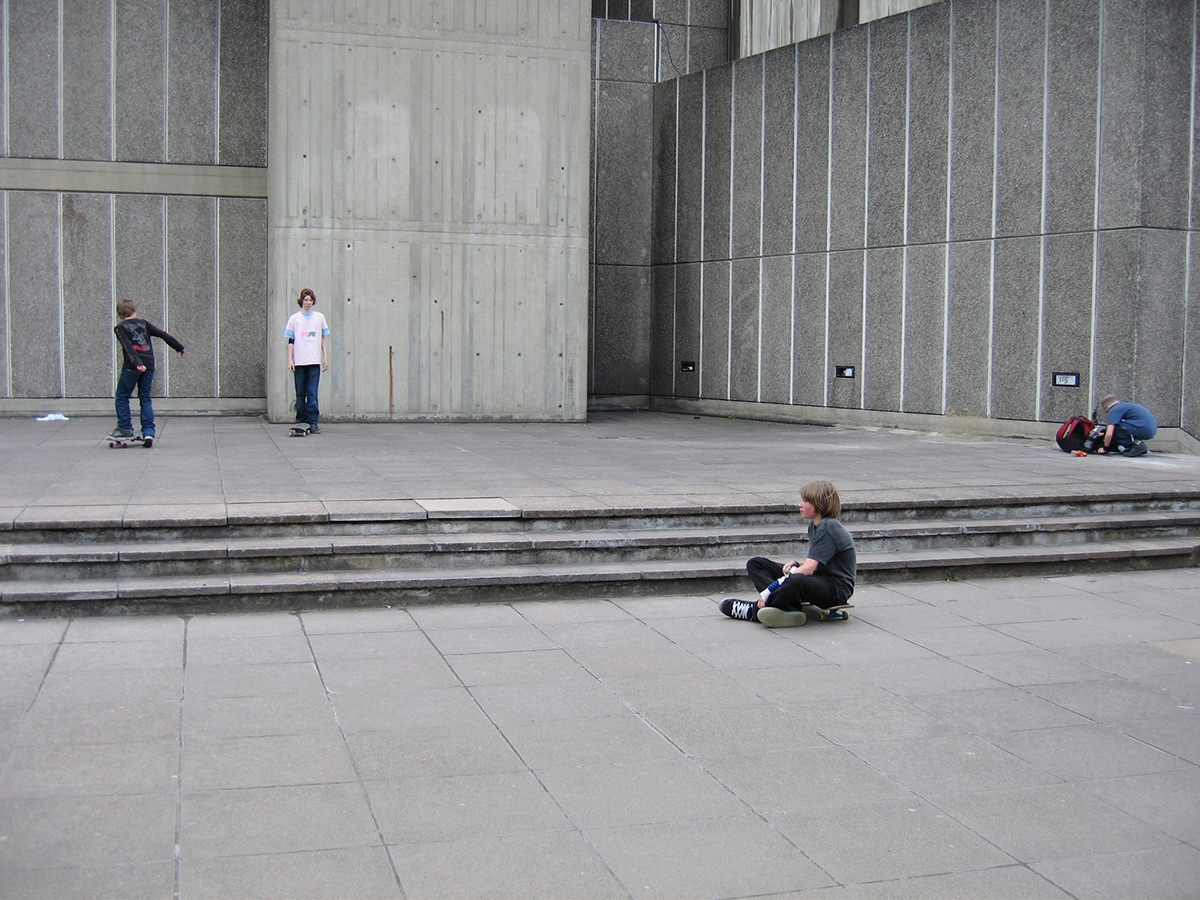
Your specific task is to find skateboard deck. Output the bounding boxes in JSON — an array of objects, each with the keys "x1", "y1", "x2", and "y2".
[
  {"x1": 289, "y1": 423, "x2": 311, "y2": 437},
  {"x1": 106, "y1": 435, "x2": 149, "y2": 449},
  {"x1": 814, "y1": 604, "x2": 853, "y2": 621}
]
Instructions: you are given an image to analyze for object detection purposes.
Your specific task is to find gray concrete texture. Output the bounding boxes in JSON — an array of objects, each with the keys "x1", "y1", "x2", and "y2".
[
  {"x1": 0, "y1": 0, "x2": 269, "y2": 405},
  {"x1": 639, "y1": 0, "x2": 1199, "y2": 436},
  {"x1": 1, "y1": 411, "x2": 1199, "y2": 898},
  {"x1": 267, "y1": 1, "x2": 591, "y2": 422}
]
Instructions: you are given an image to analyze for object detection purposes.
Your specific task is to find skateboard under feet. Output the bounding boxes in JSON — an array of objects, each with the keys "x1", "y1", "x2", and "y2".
[
  {"x1": 107, "y1": 434, "x2": 152, "y2": 449},
  {"x1": 289, "y1": 423, "x2": 311, "y2": 437}
]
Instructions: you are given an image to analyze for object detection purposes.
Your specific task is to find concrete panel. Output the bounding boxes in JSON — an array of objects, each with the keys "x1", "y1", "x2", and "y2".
[
  {"x1": 592, "y1": 264, "x2": 651, "y2": 395},
  {"x1": 730, "y1": 55, "x2": 763, "y2": 260},
  {"x1": 906, "y1": 2, "x2": 950, "y2": 247},
  {"x1": 1091, "y1": 228, "x2": 1140, "y2": 405},
  {"x1": 1039, "y1": 232, "x2": 1094, "y2": 424},
  {"x1": 990, "y1": 236, "x2": 1041, "y2": 420},
  {"x1": 166, "y1": 196, "x2": 217, "y2": 397},
  {"x1": 866, "y1": 15, "x2": 908, "y2": 250},
  {"x1": 115, "y1": 0, "x2": 166, "y2": 162},
  {"x1": 729, "y1": 257, "x2": 760, "y2": 400},
  {"x1": 760, "y1": 254, "x2": 793, "y2": 404},
  {"x1": 114, "y1": 195, "x2": 166, "y2": 339},
  {"x1": 1141, "y1": 1, "x2": 1192, "y2": 230},
  {"x1": 994, "y1": 0, "x2": 1045, "y2": 239},
  {"x1": 1131, "y1": 229, "x2": 1186, "y2": 425},
  {"x1": 1185, "y1": 237, "x2": 1200, "y2": 435},
  {"x1": 948, "y1": 0, "x2": 997, "y2": 243},
  {"x1": 62, "y1": 194, "x2": 113, "y2": 398},
  {"x1": 945, "y1": 240, "x2": 992, "y2": 418},
  {"x1": 902, "y1": 243, "x2": 946, "y2": 415},
  {"x1": 8, "y1": 0, "x2": 58, "y2": 159},
  {"x1": 217, "y1": 198, "x2": 267, "y2": 398},
  {"x1": 827, "y1": 249, "x2": 864, "y2": 409},
  {"x1": 657, "y1": 25, "x2": 693, "y2": 80},
  {"x1": 863, "y1": 246, "x2": 903, "y2": 410},
  {"x1": 690, "y1": 28, "x2": 731, "y2": 75},
  {"x1": 675, "y1": 74, "x2": 705, "y2": 263},
  {"x1": 794, "y1": 35, "x2": 831, "y2": 254},
  {"x1": 792, "y1": 251, "x2": 828, "y2": 407},
  {"x1": 0, "y1": 200, "x2": 6, "y2": 395},
  {"x1": 169, "y1": 0, "x2": 218, "y2": 164},
  {"x1": 690, "y1": 1, "x2": 731, "y2": 29},
  {"x1": 1044, "y1": 0, "x2": 1099, "y2": 236},
  {"x1": 594, "y1": 81, "x2": 654, "y2": 266},
  {"x1": 675, "y1": 262, "x2": 702, "y2": 398},
  {"x1": 596, "y1": 19, "x2": 657, "y2": 83},
  {"x1": 761, "y1": 45, "x2": 796, "y2": 258},
  {"x1": 649, "y1": 265, "x2": 677, "y2": 395},
  {"x1": 653, "y1": 81, "x2": 679, "y2": 265},
  {"x1": 700, "y1": 259, "x2": 731, "y2": 398},
  {"x1": 219, "y1": 0, "x2": 269, "y2": 167},
  {"x1": 63, "y1": 0, "x2": 113, "y2": 161},
  {"x1": 702, "y1": 66, "x2": 732, "y2": 261},
  {"x1": 9, "y1": 193, "x2": 60, "y2": 398},
  {"x1": 829, "y1": 26, "x2": 869, "y2": 252},
  {"x1": 1097, "y1": 0, "x2": 1144, "y2": 230},
  {"x1": 269, "y1": 1, "x2": 590, "y2": 421}
]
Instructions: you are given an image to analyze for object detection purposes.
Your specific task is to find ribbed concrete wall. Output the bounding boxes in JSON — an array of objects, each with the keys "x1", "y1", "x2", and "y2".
[
  {"x1": 589, "y1": 2, "x2": 729, "y2": 400},
  {"x1": 0, "y1": 0, "x2": 268, "y2": 410},
  {"x1": 649, "y1": 0, "x2": 1198, "y2": 436},
  {"x1": 268, "y1": 1, "x2": 591, "y2": 421}
]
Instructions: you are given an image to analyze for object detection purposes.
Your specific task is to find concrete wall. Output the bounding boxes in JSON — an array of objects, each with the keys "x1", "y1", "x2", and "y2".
[
  {"x1": 589, "y1": 0, "x2": 729, "y2": 401},
  {"x1": 268, "y1": 1, "x2": 591, "y2": 422},
  {"x1": 648, "y1": 0, "x2": 1199, "y2": 437},
  {"x1": 0, "y1": 0, "x2": 269, "y2": 412}
]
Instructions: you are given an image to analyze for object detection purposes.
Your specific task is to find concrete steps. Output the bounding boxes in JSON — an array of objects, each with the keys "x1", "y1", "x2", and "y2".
[{"x1": 2, "y1": 491, "x2": 1198, "y2": 615}]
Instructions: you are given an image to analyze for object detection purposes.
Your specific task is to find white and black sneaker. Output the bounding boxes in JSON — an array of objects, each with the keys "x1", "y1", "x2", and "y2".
[{"x1": 719, "y1": 598, "x2": 760, "y2": 622}]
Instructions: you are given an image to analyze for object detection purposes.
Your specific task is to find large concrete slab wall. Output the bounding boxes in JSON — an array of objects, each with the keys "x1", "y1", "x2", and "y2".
[
  {"x1": 647, "y1": 0, "x2": 1199, "y2": 438},
  {"x1": 0, "y1": 0, "x2": 269, "y2": 413},
  {"x1": 268, "y1": 1, "x2": 591, "y2": 422}
]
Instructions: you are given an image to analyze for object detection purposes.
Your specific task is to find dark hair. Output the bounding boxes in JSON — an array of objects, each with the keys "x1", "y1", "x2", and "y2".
[
  {"x1": 801, "y1": 480, "x2": 842, "y2": 519},
  {"x1": 297, "y1": 288, "x2": 316, "y2": 307},
  {"x1": 116, "y1": 298, "x2": 137, "y2": 318}
]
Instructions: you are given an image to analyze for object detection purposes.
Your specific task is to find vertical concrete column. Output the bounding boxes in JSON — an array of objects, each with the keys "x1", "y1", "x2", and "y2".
[{"x1": 267, "y1": 2, "x2": 590, "y2": 421}]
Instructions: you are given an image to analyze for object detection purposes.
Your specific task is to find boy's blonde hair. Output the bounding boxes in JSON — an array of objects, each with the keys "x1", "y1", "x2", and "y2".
[
  {"x1": 801, "y1": 480, "x2": 842, "y2": 519},
  {"x1": 116, "y1": 298, "x2": 137, "y2": 318}
]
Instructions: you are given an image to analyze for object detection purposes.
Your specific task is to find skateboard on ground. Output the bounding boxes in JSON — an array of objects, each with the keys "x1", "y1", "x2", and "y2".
[
  {"x1": 813, "y1": 604, "x2": 854, "y2": 621},
  {"x1": 107, "y1": 434, "x2": 152, "y2": 449},
  {"x1": 289, "y1": 422, "x2": 311, "y2": 437}
]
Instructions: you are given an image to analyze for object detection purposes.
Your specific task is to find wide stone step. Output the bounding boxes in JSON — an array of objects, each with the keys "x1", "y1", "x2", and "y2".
[
  {"x1": 5, "y1": 536, "x2": 1196, "y2": 616},
  {"x1": 5, "y1": 509, "x2": 1198, "y2": 581}
]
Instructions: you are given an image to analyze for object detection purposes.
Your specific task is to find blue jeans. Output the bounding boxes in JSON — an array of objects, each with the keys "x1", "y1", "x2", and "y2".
[
  {"x1": 293, "y1": 364, "x2": 321, "y2": 424},
  {"x1": 115, "y1": 367, "x2": 156, "y2": 436}
]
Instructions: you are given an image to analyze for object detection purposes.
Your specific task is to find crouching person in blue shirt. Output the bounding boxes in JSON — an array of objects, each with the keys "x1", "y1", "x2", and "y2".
[
  {"x1": 720, "y1": 480, "x2": 857, "y2": 627},
  {"x1": 1098, "y1": 394, "x2": 1157, "y2": 457}
]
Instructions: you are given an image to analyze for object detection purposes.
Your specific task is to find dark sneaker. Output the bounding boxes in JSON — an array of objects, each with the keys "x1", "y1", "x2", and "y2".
[
  {"x1": 757, "y1": 606, "x2": 808, "y2": 628},
  {"x1": 142, "y1": 436, "x2": 154, "y2": 448},
  {"x1": 719, "y1": 598, "x2": 760, "y2": 622},
  {"x1": 309, "y1": 424, "x2": 320, "y2": 434}
]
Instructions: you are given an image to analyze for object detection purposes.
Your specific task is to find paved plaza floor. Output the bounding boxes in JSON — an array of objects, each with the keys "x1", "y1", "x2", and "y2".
[{"x1": 1, "y1": 412, "x2": 1199, "y2": 898}]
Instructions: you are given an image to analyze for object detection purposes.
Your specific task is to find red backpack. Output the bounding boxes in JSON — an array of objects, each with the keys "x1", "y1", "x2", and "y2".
[{"x1": 1056, "y1": 416, "x2": 1095, "y2": 452}]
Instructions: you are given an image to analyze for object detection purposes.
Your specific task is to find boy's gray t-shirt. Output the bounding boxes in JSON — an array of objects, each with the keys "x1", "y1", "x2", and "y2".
[{"x1": 807, "y1": 517, "x2": 857, "y2": 601}]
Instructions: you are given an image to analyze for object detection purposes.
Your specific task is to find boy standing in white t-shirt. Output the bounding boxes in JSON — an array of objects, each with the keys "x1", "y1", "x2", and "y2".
[{"x1": 284, "y1": 288, "x2": 330, "y2": 432}]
